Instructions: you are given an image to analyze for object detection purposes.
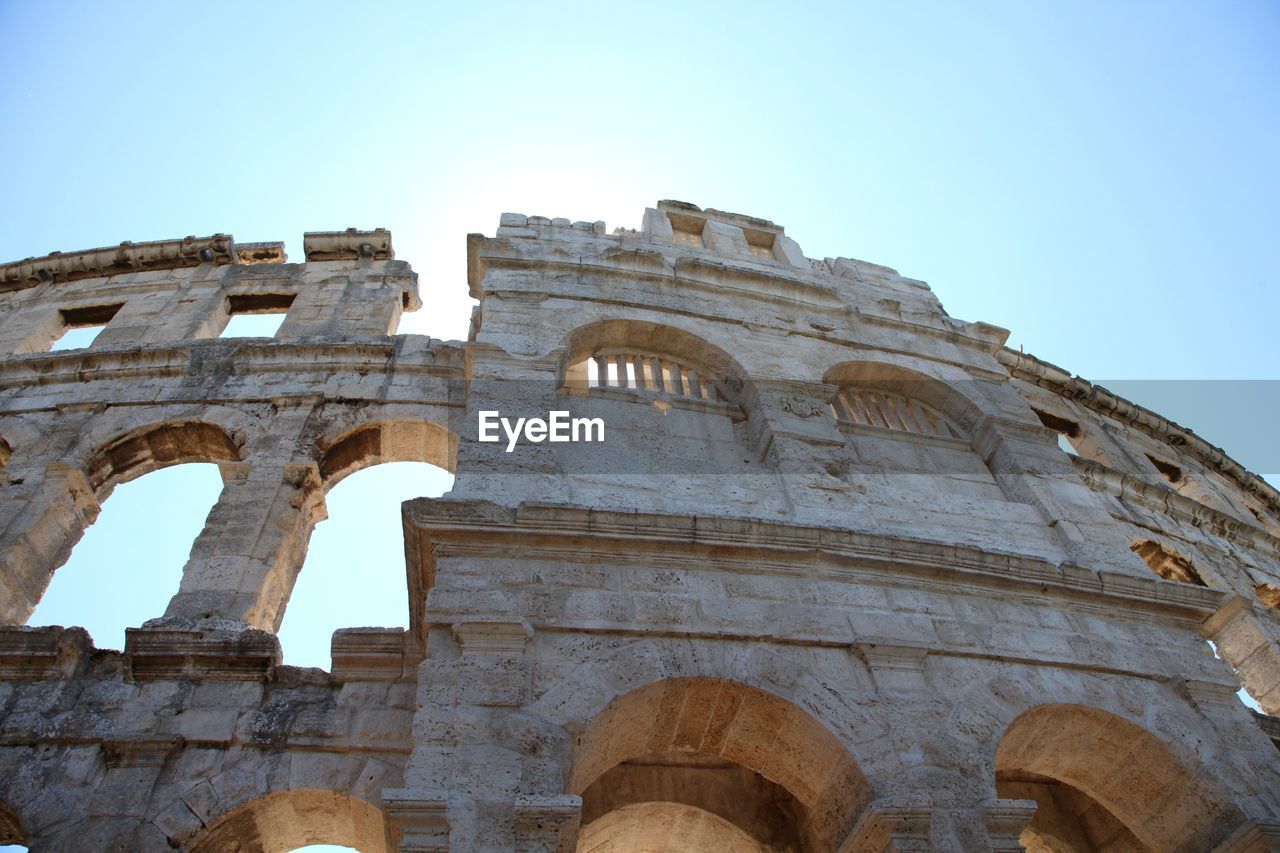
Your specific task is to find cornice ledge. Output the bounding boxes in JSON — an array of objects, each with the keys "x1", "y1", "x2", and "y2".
[
  {"x1": 1073, "y1": 456, "x2": 1280, "y2": 560},
  {"x1": 0, "y1": 235, "x2": 236, "y2": 292},
  {"x1": 407, "y1": 500, "x2": 1225, "y2": 618},
  {"x1": 998, "y1": 348, "x2": 1280, "y2": 516},
  {"x1": 0, "y1": 339, "x2": 459, "y2": 391}
]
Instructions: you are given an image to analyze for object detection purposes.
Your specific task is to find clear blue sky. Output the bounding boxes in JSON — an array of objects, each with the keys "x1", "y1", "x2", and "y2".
[{"x1": 1, "y1": 3, "x2": 1277, "y2": 846}]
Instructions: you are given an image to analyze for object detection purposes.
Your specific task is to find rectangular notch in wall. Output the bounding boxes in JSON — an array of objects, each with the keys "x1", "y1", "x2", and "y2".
[
  {"x1": 226, "y1": 293, "x2": 296, "y2": 315},
  {"x1": 1146, "y1": 453, "x2": 1184, "y2": 484},
  {"x1": 667, "y1": 213, "x2": 706, "y2": 248},
  {"x1": 221, "y1": 293, "x2": 296, "y2": 338},
  {"x1": 1031, "y1": 407, "x2": 1084, "y2": 457},
  {"x1": 743, "y1": 228, "x2": 776, "y2": 260},
  {"x1": 50, "y1": 303, "x2": 124, "y2": 351}
]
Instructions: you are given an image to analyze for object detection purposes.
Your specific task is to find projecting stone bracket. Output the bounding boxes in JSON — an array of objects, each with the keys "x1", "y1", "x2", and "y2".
[
  {"x1": 1177, "y1": 677, "x2": 1252, "y2": 723},
  {"x1": 514, "y1": 794, "x2": 581, "y2": 853},
  {"x1": 0, "y1": 625, "x2": 92, "y2": 679},
  {"x1": 102, "y1": 736, "x2": 183, "y2": 769},
  {"x1": 331, "y1": 627, "x2": 415, "y2": 681},
  {"x1": 1212, "y1": 820, "x2": 1280, "y2": 853},
  {"x1": 839, "y1": 797, "x2": 933, "y2": 852},
  {"x1": 857, "y1": 643, "x2": 929, "y2": 693},
  {"x1": 451, "y1": 620, "x2": 533, "y2": 655},
  {"x1": 382, "y1": 789, "x2": 450, "y2": 853},
  {"x1": 985, "y1": 798, "x2": 1038, "y2": 852},
  {"x1": 304, "y1": 228, "x2": 394, "y2": 261},
  {"x1": 124, "y1": 627, "x2": 281, "y2": 681}
]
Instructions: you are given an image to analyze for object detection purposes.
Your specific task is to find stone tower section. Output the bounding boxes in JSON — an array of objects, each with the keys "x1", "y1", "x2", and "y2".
[{"x1": 0, "y1": 204, "x2": 1278, "y2": 850}]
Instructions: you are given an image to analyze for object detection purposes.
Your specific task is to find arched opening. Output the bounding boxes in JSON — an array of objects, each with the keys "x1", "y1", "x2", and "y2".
[
  {"x1": 1130, "y1": 539, "x2": 1205, "y2": 586},
  {"x1": 995, "y1": 704, "x2": 1241, "y2": 851},
  {"x1": 188, "y1": 790, "x2": 386, "y2": 853},
  {"x1": 277, "y1": 421, "x2": 455, "y2": 669},
  {"x1": 571, "y1": 677, "x2": 868, "y2": 852},
  {"x1": 822, "y1": 361, "x2": 1004, "y2": 504},
  {"x1": 562, "y1": 320, "x2": 751, "y2": 405},
  {"x1": 317, "y1": 420, "x2": 454, "y2": 489},
  {"x1": 557, "y1": 321, "x2": 775, "y2": 510},
  {"x1": 25, "y1": 421, "x2": 239, "y2": 649},
  {"x1": 85, "y1": 420, "x2": 240, "y2": 497},
  {"x1": 578, "y1": 802, "x2": 765, "y2": 852}
]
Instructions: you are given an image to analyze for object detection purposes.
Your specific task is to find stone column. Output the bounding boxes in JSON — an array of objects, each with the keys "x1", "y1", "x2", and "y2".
[
  {"x1": 158, "y1": 458, "x2": 326, "y2": 632},
  {"x1": 747, "y1": 379, "x2": 849, "y2": 499},
  {"x1": 1203, "y1": 596, "x2": 1280, "y2": 715},
  {"x1": 0, "y1": 463, "x2": 100, "y2": 624},
  {"x1": 398, "y1": 613, "x2": 576, "y2": 851}
]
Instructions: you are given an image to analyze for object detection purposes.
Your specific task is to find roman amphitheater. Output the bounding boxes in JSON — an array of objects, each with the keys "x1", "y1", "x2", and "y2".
[{"x1": 0, "y1": 201, "x2": 1277, "y2": 852}]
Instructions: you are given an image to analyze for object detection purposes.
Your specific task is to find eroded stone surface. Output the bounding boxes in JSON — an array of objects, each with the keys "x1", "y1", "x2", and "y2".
[{"x1": 0, "y1": 206, "x2": 1278, "y2": 851}]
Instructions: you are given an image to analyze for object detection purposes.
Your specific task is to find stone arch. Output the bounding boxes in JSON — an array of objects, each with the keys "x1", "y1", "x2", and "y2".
[
  {"x1": 0, "y1": 800, "x2": 27, "y2": 846},
  {"x1": 556, "y1": 319, "x2": 777, "y2": 490},
  {"x1": 561, "y1": 318, "x2": 753, "y2": 404},
  {"x1": 187, "y1": 789, "x2": 388, "y2": 853},
  {"x1": 822, "y1": 360, "x2": 987, "y2": 437},
  {"x1": 563, "y1": 674, "x2": 870, "y2": 852},
  {"x1": 995, "y1": 703, "x2": 1243, "y2": 850},
  {"x1": 577, "y1": 801, "x2": 765, "y2": 852},
  {"x1": 1, "y1": 418, "x2": 243, "y2": 626},
  {"x1": 85, "y1": 419, "x2": 241, "y2": 499},
  {"x1": 318, "y1": 418, "x2": 456, "y2": 489}
]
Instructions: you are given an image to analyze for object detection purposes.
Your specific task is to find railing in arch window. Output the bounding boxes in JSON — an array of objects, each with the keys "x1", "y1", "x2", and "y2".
[
  {"x1": 584, "y1": 350, "x2": 727, "y2": 403},
  {"x1": 830, "y1": 387, "x2": 962, "y2": 440}
]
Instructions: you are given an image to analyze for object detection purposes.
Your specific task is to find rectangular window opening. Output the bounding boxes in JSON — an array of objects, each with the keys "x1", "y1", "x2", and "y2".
[
  {"x1": 50, "y1": 303, "x2": 123, "y2": 351},
  {"x1": 668, "y1": 213, "x2": 706, "y2": 249},
  {"x1": 1032, "y1": 407, "x2": 1086, "y2": 457},
  {"x1": 220, "y1": 293, "x2": 296, "y2": 338},
  {"x1": 1146, "y1": 453, "x2": 1184, "y2": 484}
]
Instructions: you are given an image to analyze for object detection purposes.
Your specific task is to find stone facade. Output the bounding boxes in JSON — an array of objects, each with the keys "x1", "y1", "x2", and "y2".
[{"x1": 0, "y1": 203, "x2": 1277, "y2": 851}]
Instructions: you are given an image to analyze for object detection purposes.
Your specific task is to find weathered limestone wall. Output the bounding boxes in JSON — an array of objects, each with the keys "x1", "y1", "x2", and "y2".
[
  {"x1": 0, "y1": 205, "x2": 1277, "y2": 851},
  {"x1": 0, "y1": 229, "x2": 459, "y2": 850}
]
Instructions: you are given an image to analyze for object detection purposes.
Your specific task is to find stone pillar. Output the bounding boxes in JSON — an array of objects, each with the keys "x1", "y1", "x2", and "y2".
[
  {"x1": 448, "y1": 346, "x2": 568, "y2": 505},
  {"x1": 0, "y1": 463, "x2": 100, "y2": 624},
  {"x1": 1203, "y1": 596, "x2": 1280, "y2": 715},
  {"x1": 383, "y1": 791, "x2": 451, "y2": 852},
  {"x1": 158, "y1": 459, "x2": 325, "y2": 631},
  {"x1": 399, "y1": 616, "x2": 559, "y2": 851},
  {"x1": 279, "y1": 262, "x2": 419, "y2": 339}
]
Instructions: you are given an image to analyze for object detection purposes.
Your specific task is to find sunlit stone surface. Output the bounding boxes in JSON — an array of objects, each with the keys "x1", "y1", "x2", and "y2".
[{"x1": 0, "y1": 205, "x2": 1277, "y2": 850}]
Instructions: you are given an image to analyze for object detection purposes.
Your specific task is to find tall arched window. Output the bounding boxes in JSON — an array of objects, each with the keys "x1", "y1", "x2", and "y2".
[
  {"x1": 276, "y1": 419, "x2": 455, "y2": 669},
  {"x1": 26, "y1": 421, "x2": 240, "y2": 649}
]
